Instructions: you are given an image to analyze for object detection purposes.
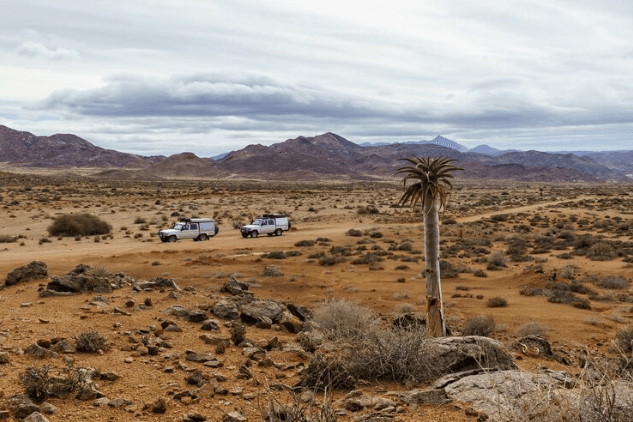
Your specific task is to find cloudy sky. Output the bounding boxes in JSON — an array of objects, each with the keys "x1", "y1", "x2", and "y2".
[{"x1": 2, "y1": 0, "x2": 633, "y2": 156}]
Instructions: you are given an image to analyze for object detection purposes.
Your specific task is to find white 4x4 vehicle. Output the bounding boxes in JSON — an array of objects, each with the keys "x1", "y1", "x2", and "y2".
[
  {"x1": 241, "y1": 214, "x2": 290, "y2": 238},
  {"x1": 159, "y1": 218, "x2": 218, "y2": 242}
]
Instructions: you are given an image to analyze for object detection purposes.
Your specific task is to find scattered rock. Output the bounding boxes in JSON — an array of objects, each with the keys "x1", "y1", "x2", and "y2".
[
  {"x1": 40, "y1": 403, "x2": 57, "y2": 415},
  {"x1": 222, "y1": 411, "x2": 246, "y2": 422},
  {"x1": 212, "y1": 300, "x2": 240, "y2": 320},
  {"x1": 183, "y1": 412, "x2": 207, "y2": 422},
  {"x1": 286, "y1": 303, "x2": 313, "y2": 321},
  {"x1": 5, "y1": 261, "x2": 48, "y2": 287},
  {"x1": 200, "y1": 319, "x2": 220, "y2": 331},
  {"x1": 220, "y1": 277, "x2": 250, "y2": 296},
  {"x1": 0, "y1": 352, "x2": 10, "y2": 364},
  {"x1": 186, "y1": 309, "x2": 208, "y2": 323},
  {"x1": 240, "y1": 300, "x2": 285, "y2": 325},
  {"x1": 23, "y1": 412, "x2": 50, "y2": 422},
  {"x1": 151, "y1": 397, "x2": 167, "y2": 413}
]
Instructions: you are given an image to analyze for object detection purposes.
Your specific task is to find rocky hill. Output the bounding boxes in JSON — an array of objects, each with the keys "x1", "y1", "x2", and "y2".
[
  {"x1": 0, "y1": 125, "x2": 162, "y2": 168},
  {"x1": 1, "y1": 125, "x2": 628, "y2": 182}
]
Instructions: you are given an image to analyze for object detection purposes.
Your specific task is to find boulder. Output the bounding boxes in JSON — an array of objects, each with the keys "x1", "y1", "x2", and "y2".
[
  {"x1": 220, "y1": 277, "x2": 250, "y2": 296},
  {"x1": 425, "y1": 336, "x2": 516, "y2": 377},
  {"x1": 23, "y1": 412, "x2": 50, "y2": 422},
  {"x1": 443, "y1": 369, "x2": 574, "y2": 420},
  {"x1": 5, "y1": 261, "x2": 48, "y2": 286},
  {"x1": 212, "y1": 300, "x2": 240, "y2": 320},
  {"x1": 240, "y1": 300, "x2": 285, "y2": 324}
]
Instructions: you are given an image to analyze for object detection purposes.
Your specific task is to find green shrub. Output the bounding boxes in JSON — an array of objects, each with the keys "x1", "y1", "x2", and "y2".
[{"x1": 48, "y1": 213, "x2": 111, "y2": 237}]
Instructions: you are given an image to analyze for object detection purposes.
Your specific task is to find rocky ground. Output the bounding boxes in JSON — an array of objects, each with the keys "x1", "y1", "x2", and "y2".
[{"x1": 1, "y1": 172, "x2": 633, "y2": 421}]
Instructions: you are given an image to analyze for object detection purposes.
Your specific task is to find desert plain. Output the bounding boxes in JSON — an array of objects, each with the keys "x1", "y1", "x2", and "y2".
[{"x1": 1, "y1": 171, "x2": 633, "y2": 421}]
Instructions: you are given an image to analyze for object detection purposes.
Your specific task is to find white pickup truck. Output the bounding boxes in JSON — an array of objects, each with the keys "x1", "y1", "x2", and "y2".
[
  {"x1": 159, "y1": 218, "x2": 218, "y2": 242},
  {"x1": 240, "y1": 214, "x2": 290, "y2": 238}
]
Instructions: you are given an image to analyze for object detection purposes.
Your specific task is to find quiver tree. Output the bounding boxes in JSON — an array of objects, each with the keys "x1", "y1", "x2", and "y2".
[{"x1": 396, "y1": 156, "x2": 463, "y2": 337}]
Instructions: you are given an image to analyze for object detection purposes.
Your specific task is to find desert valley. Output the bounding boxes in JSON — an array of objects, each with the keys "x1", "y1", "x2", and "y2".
[{"x1": 1, "y1": 126, "x2": 633, "y2": 421}]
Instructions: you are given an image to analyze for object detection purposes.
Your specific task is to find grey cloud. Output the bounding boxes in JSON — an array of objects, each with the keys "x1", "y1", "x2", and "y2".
[{"x1": 16, "y1": 41, "x2": 80, "y2": 60}]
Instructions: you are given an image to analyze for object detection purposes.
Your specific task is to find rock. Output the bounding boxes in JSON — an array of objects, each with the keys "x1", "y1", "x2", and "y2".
[
  {"x1": 185, "y1": 351, "x2": 215, "y2": 363},
  {"x1": 44, "y1": 264, "x2": 115, "y2": 294},
  {"x1": 5, "y1": 261, "x2": 48, "y2": 286},
  {"x1": 183, "y1": 412, "x2": 207, "y2": 422},
  {"x1": 113, "y1": 307, "x2": 131, "y2": 316},
  {"x1": 51, "y1": 339, "x2": 76, "y2": 354},
  {"x1": 40, "y1": 402, "x2": 57, "y2": 415},
  {"x1": 220, "y1": 277, "x2": 250, "y2": 296},
  {"x1": 23, "y1": 412, "x2": 50, "y2": 422},
  {"x1": 279, "y1": 311, "x2": 302, "y2": 333},
  {"x1": 36, "y1": 339, "x2": 51, "y2": 349},
  {"x1": 24, "y1": 343, "x2": 57, "y2": 359},
  {"x1": 286, "y1": 303, "x2": 313, "y2": 321},
  {"x1": 443, "y1": 369, "x2": 575, "y2": 420},
  {"x1": 164, "y1": 305, "x2": 189, "y2": 317},
  {"x1": 425, "y1": 336, "x2": 516, "y2": 378},
  {"x1": 399, "y1": 388, "x2": 451, "y2": 405},
  {"x1": 93, "y1": 397, "x2": 110, "y2": 407},
  {"x1": 108, "y1": 398, "x2": 134, "y2": 409},
  {"x1": 100, "y1": 371, "x2": 120, "y2": 381},
  {"x1": 151, "y1": 397, "x2": 167, "y2": 413},
  {"x1": 14, "y1": 403, "x2": 40, "y2": 419},
  {"x1": 212, "y1": 300, "x2": 240, "y2": 320},
  {"x1": 187, "y1": 309, "x2": 208, "y2": 323},
  {"x1": 240, "y1": 300, "x2": 285, "y2": 324},
  {"x1": 200, "y1": 319, "x2": 220, "y2": 331},
  {"x1": 0, "y1": 352, "x2": 10, "y2": 364},
  {"x1": 186, "y1": 370, "x2": 208, "y2": 386},
  {"x1": 222, "y1": 411, "x2": 246, "y2": 422}
]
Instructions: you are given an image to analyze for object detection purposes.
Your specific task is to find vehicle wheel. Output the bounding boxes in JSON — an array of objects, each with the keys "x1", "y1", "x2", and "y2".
[
  {"x1": 215, "y1": 227, "x2": 219, "y2": 235},
  {"x1": 168, "y1": 236, "x2": 177, "y2": 243},
  {"x1": 241, "y1": 233, "x2": 248, "y2": 238},
  {"x1": 275, "y1": 229, "x2": 282, "y2": 236},
  {"x1": 251, "y1": 231, "x2": 258, "y2": 238},
  {"x1": 199, "y1": 234, "x2": 208, "y2": 241}
]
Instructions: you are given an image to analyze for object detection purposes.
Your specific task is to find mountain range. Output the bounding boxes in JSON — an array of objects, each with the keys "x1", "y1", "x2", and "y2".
[{"x1": 0, "y1": 124, "x2": 630, "y2": 183}]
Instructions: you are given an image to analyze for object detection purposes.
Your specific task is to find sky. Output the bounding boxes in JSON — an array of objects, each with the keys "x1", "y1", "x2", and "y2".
[{"x1": 2, "y1": 0, "x2": 633, "y2": 157}]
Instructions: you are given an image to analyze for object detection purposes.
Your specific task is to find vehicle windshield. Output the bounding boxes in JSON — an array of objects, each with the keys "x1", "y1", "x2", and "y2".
[
  {"x1": 252, "y1": 219, "x2": 264, "y2": 225},
  {"x1": 173, "y1": 223, "x2": 184, "y2": 230}
]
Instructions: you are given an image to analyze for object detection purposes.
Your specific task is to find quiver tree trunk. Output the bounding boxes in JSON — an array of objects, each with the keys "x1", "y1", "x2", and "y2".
[{"x1": 424, "y1": 193, "x2": 446, "y2": 337}]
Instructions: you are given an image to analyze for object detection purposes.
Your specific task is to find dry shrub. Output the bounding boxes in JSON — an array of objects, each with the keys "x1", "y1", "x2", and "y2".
[
  {"x1": 263, "y1": 266, "x2": 284, "y2": 277},
  {"x1": 516, "y1": 322, "x2": 548, "y2": 338},
  {"x1": 474, "y1": 269, "x2": 488, "y2": 278},
  {"x1": 616, "y1": 326, "x2": 633, "y2": 353},
  {"x1": 313, "y1": 299, "x2": 376, "y2": 340},
  {"x1": 318, "y1": 255, "x2": 346, "y2": 267},
  {"x1": 0, "y1": 234, "x2": 17, "y2": 243},
  {"x1": 75, "y1": 331, "x2": 109, "y2": 353},
  {"x1": 295, "y1": 239, "x2": 316, "y2": 247},
  {"x1": 597, "y1": 276, "x2": 630, "y2": 290},
  {"x1": 486, "y1": 251, "x2": 508, "y2": 270},
  {"x1": 487, "y1": 296, "x2": 508, "y2": 308},
  {"x1": 587, "y1": 242, "x2": 617, "y2": 261},
  {"x1": 260, "y1": 390, "x2": 337, "y2": 422},
  {"x1": 48, "y1": 213, "x2": 112, "y2": 237},
  {"x1": 346, "y1": 229, "x2": 362, "y2": 237},
  {"x1": 351, "y1": 253, "x2": 382, "y2": 265},
  {"x1": 264, "y1": 251, "x2": 287, "y2": 259},
  {"x1": 462, "y1": 315, "x2": 495, "y2": 337}
]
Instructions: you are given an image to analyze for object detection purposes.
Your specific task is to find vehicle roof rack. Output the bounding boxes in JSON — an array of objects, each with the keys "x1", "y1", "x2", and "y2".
[{"x1": 262, "y1": 213, "x2": 286, "y2": 218}]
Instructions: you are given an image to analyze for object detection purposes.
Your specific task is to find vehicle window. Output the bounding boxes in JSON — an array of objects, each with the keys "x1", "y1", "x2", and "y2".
[
  {"x1": 182, "y1": 225, "x2": 189, "y2": 230},
  {"x1": 269, "y1": 219, "x2": 275, "y2": 225},
  {"x1": 190, "y1": 223, "x2": 198, "y2": 230},
  {"x1": 262, "y1": 220, "x2": 267, "y2": 226}
]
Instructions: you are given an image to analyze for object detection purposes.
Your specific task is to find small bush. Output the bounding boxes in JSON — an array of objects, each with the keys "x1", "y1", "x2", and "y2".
[
  {"x1": 351, "y1": 253, "x2": 382, "y2": 265},
  {"x1": 319, "y1": 254, "x2": 346, "y2": 267},
  {"x1": 561, "y1": 265, "x2": 575, "y2": 279},
  {"x1": 264, "y1": 251, "x2": 287, "y2": 259},
  {"x1": 616, "y1": 326, "x2": 633, "y2": 353},
  {"x1": 486, "y1": 251, "x2": 508, "y2": 270},
  {"x1": 346, "y1": 229, "x2": 362, "y2": 237},
  {"x1": 0, "y1": 234, "x2": 17, "y2": 243},
  {"x1": 587, "y1": 242, "x2": 617, "y2": 261},
  {"x1": 48, "y1": 213, "x2": 112, "y2": 237},
  {"x1": 597, "y1": 276, "x2": 630, "y2": 290},
  {"x1": 487, "y1": 296, "x2": 508, "y2": 308},
  {"x1": 516, "y1": 322, "x2": 548, "y2": 338},
  {"x1": 462, "y1": 315, "x2": 495, "y2": 337},
  {"x1": 473, "y1": 269, "x2": 488, "y2": 278},
  {"x1": 75, "y1": 331, "x2": 109, "y2": 353},
  {"x1": 133, "y1": 216, "x2": 147, "y2": 224},
  {"x1": 262, "y1": 266, "x2": 283, "y2": 277},
  {"x1": 313, "y1": 299, "x2": 377, "y2": 340},
  {"x1": 294, "y1": 239, "x2": 315, "y2": 247}
]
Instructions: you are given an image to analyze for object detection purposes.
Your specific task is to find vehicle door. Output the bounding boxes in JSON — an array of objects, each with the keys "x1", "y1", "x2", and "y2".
[{"x1": 180, "y1": 223, "x2": 196, "y2": 240}]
